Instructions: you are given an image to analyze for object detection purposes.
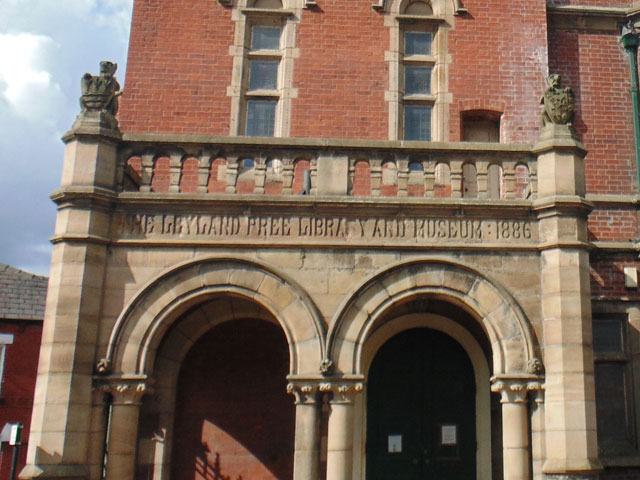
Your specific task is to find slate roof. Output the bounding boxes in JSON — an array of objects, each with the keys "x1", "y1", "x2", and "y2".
[{"x1": 0, "y1": 263, "x2": 47, "y2": 321}]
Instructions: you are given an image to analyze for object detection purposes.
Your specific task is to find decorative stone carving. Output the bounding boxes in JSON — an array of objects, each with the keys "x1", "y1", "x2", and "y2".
[
  {"x1": 287, "y1": 382, "x2": 318, "y2": 404},
  {"x1": 111, "y1": 381, "x2": 151, "y2": 405},
  {"x1": 527, "y1": 357, "x2": 544, "y2": 375},
  {"x1": 491, "y1": 378, "x2": 544, "y2": 404},
  {"x1": 319, "y1": 358, "x2": 334, "y2": 375},
  {"x1": 331, "y1": 382, "x2": 364, "y2": 404},
  {"x1": 80, "y1": 61, "x2": 122, "y2": 116},
  {"x1": 540, "y1": 74, "x2": 575, "y2": 127},
  {"x1": 96, "y1": 358, "x2": 112, "y2": 375}
]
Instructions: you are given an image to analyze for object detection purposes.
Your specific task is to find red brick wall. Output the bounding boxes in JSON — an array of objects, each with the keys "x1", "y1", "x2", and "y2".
[
  {"x1": 171, "y1": 318, "x2": 294, "y2": 480},
  {"x1": 119, "y1": 0, "x2": 235, "y2": 135},
  {"x1": 120, "y1": 0, "x2": 553, "y2": 142},
  {"x1": 591, "y1": 257, "x2": 640, "y2": 300},
  {"x1": 290, "y1": 0, "x2": 388, "y2": 139},
  {"x1": 549, "y1": 28, "x2": 636, "y2": 196},
  {"x1": 588, "y1": 209, "x2": 638, "y2": 242},
  {"x1": 0, "y1": 320, "x2": 42, "y2": 480},
  {"x1": 448, "y1": 0, "x2": 548, "y2": 143}
]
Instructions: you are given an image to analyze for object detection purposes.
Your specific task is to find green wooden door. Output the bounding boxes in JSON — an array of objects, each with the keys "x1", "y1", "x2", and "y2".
[{"x1": 366, "y1": 328, "x2": 476, "y2": 480}]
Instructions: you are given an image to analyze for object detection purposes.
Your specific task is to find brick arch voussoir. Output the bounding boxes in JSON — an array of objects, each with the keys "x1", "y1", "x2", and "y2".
[
  {"x1": 327, "y1": 258, "x2": 538, "y2": 377},
  {"x1": 102, "y1": 257, "x2": 325, "y2": 377}
]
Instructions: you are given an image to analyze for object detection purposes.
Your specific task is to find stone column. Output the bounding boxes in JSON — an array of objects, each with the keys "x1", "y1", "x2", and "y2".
[
  {"x1": 492, "y1": 379, "x2": 543, "y2": 480},
  {"x1": 288, "y1": 383, "x2": 321, "y2": 480},
  {"x1": 534, "y1": 124, "x2": 600, "y2": 478},
  {"x1": 20, "y1": 108, "x2": 121, "y2": 480},
  {"x1": 325, "y1": 382, "x2": 362, "y2": 480},
  {"x1": 105, "y1": 380, "x2": 151, "y2": 480}
]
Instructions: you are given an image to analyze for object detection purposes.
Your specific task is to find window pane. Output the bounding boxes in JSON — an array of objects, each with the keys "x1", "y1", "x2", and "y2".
[
  {"x1": 251, "y1": 26, "x2": 281, "y2": 50},
  {"x1": 249, "y1": 60, "x2": 279, "y2": 90},
  {"x1": 405, "y1": 66, "x2": 431, "y2": 95},
  {"x1": 246, "y1": 99, "x2": 277, "y2": 136},
  {"x1": 405, "y1": 32, "x2": 432, "y2": 56},
  {"x1": 404, "y1": 105, "x2": 431, "y2": 140},
  {"x1": 595, "y1": 363, "x2": 628, "y2": 439},
  {"x1": 593, "y1": 319, "x2": 624, "y2": 354}
]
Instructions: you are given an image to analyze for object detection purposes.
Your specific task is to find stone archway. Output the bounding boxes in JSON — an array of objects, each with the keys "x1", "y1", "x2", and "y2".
[
  {"x1": 101, "y1": 256, "x2": 325, "y2": 377},
  {"x1": 97, "y1": 256, "x2": 326, "y2": 480},
  {"x1": 323, "y1": 257, "x2": 543, "y2": 480},
  {"x1": 326, "y1": 257, "x2": 539, "y2": 377}
]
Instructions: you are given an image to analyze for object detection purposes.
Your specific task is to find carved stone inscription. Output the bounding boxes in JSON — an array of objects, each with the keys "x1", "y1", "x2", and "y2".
[{"x1": 116, "y1": 213, "x2": 536, "y2": 244}]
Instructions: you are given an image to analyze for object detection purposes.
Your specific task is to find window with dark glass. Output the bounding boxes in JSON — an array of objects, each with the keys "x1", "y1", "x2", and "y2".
[{"x1": 593, "y1": 316, "x2": 636, "y2": 456}]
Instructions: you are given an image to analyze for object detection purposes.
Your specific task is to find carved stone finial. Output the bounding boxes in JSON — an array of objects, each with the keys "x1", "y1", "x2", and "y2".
[
  {"x1": 540, "y1": 74, "x2": 575, "y2": 127},
  {"x1": 75, "y1": 60, "x2": 122, "y2": 131},
  {"x1": 527, "y1": 357, "x2": 544, "y2": 375}
]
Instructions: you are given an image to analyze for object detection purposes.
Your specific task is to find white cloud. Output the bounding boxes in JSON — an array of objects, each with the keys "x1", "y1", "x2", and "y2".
[
  {"x1": 0, "y1": 0, "x2": 134, "y2": 275},
  {"x1": 0, "y1": 33, "x2": 64, "y2": 122}
]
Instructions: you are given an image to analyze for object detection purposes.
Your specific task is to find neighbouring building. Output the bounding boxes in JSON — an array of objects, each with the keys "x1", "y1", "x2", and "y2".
[
  {"x1": 18, "y1": 0, "x2": 640, "y2": 479},
  {"x1": 0, "y1": 264, "x2": 45, "y2": 478}
]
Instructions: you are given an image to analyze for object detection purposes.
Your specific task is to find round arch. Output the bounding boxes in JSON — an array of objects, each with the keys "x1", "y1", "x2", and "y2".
[
  {"x1": 101, "y1": 256, "x2": 326, "y2": 377},
  {"x1": 326, "y1": 257, "x2": 540, "y2": 377}
]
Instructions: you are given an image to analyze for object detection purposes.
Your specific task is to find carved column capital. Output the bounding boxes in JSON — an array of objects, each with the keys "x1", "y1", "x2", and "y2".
[
  {"x1": 491, "y1": 377, "x2": 544, "y2": 404},
  {"x1": 104, "y1": 378, "x2": 153, "y2": 406},
  {"x1": 328, "y1": 381, "x2": 364, "y2": 404},
  {"x1": 287, "y1": 382, "x2": 319, "y2": 405}
]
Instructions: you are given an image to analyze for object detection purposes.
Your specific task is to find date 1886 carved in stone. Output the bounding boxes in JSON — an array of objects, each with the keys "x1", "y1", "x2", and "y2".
[{"x1": 541, "y1": 74, "x2": 575, "y2": 126}]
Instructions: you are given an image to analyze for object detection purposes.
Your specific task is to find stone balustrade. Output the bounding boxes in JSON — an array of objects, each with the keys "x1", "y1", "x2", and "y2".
[{"x1": 117, "y1": 135, "x2": 537, "y2": 200}]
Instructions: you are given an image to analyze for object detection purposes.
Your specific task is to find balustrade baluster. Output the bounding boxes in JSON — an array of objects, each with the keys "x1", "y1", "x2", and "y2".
[
  {"x1": 169, "y1": 153, "x2": 182, "y2": 193},
  {"x1": 503, "y1": 160, "x2": 517, "y2": 199},
  {"x1": 140, "y1": 153, "x2": 154, "y2": 192},
  {"x1": 450, "y1": 160, "x2": 463, "y2": 198},
  {"x1": 370, "y1": 159, "x2": 382, "y2": 197},
  {"x1": 197, "y1": 153, "x2": 211, "y2": 193},
  {"x1": 226, "y1": 157, "x2": 239, "y2": 193}
]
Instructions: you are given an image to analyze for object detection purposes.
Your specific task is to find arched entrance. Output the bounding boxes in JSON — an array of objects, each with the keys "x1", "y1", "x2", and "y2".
[
  {"x1": 171, "y1": 317, "x2": 294, "y2": 480},
  {"x1": 366, "y1": 328, "x2": 476, "y2": 480},
  {"x1": 326, "y1": 258, "x2": 543, "y2": 480}
]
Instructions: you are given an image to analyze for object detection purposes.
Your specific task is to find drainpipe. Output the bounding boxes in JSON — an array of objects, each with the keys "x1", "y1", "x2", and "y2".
[{"x1": 621, "y1": 21, "x2": 640, "y2": 192}]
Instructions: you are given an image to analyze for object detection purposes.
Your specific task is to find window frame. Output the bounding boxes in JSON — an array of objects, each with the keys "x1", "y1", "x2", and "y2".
[
  {"x1": 228, "y1": 4, "x2": 298, "y2": 138},
  {"x1": 593, "y1": 314, "x2": 638, "y2": 460}
]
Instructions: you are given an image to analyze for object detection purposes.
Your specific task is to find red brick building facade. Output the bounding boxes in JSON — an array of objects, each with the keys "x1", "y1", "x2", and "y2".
[
  {"x1": 19, "y1": 0, "x2": 640, "y2": 479},
  {"x1": 0, "y1": 264, "x2": 45, "y2": 479}
]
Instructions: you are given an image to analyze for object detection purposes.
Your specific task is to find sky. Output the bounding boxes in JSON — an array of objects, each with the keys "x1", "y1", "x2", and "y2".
[{"x1": 0, "y1": 0, "x2": 134, "y2": 276}]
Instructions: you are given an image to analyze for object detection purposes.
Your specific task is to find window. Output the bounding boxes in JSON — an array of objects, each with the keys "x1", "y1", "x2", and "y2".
[
  {"x1": 593, "y1": 317, "x2": 636, "y2": 456},
  {"x1": 0, "y1": 334, "x2": 14, "y2": 396},
  {"x1": 402, "y1": 29, "x2": 435, "y2": 140},
  {"x1": 244, "y1": 24, "x2": 282, "y2": 137}
]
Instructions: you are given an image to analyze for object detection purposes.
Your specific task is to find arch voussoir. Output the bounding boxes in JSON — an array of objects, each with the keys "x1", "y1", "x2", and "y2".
[
  {"x1": 327, "y1": 257, "x2": 539, "y2": 377},
  {"x1": 102, "y1": 256, "x2": 325, "y2": 378}
]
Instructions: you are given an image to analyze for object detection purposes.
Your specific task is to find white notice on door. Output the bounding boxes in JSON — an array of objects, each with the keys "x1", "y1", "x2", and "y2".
[
  {"x1": 388, "y1": 434, "x2": 402, "y2": 453},
  {"x1": 441, "y1": 425, "x2": 457, "y2": 445}
]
